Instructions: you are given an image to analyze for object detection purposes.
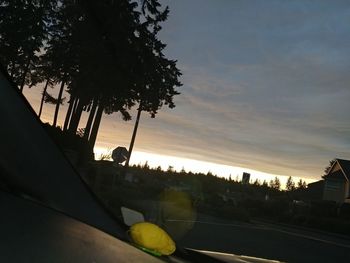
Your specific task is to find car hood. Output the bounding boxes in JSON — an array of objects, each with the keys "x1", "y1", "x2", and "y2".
[{"x1": 187, "y1": 248, "x2": 283, "y2": 263}]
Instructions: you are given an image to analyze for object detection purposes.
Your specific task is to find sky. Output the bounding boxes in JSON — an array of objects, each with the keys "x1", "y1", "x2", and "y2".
[{"x1": 24, "y1": 0, "x2": 350, "y2": 185}]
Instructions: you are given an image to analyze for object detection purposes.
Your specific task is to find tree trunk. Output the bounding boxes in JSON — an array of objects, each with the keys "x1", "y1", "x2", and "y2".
[
  {"x1": 63, "y1": 95, "x2": 76, "y2": 131},
  {"x1": 9, "y1": 62, "x2": 15, "y2": 78},
  {"x1": 52, "y1": 80, "x2": 65, "y2": 127},
  {"x1": 67, "y1": 98, "x2": 84, "y2": 134},
  {"x1": 88, "y1": 103, "x2": 104, "y2": 150},
  {"x1": 19, "y1": 59, "x2": 31, "y2": 92},
  {"x1": 125, "y1": 106, "x2": 142, "y2": 167},
  {"x1": 38, "y1": 79, "x2": 49, "y2": 118},
  {"x1": 83, "y1": 98, "x2": 98, "y2": 140}
]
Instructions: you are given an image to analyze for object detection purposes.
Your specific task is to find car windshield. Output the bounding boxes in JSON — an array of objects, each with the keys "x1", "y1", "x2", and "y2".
[{"x1": 1, "y1": 1, "x2": 350, "y2": 262}]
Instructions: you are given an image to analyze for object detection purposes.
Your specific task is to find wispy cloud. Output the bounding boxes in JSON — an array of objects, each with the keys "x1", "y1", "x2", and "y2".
[
  {"x1": 145, "y1": 0, "x2": 350, "y2": 178},
  {"x1": 24, "y1": 0, "x2": 350, "y2": 180}
]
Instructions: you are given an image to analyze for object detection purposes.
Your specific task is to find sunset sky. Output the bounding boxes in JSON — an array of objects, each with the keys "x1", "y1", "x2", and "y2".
[{"x1": 24, "y1": 0, "x2": 350, "y2": 185}]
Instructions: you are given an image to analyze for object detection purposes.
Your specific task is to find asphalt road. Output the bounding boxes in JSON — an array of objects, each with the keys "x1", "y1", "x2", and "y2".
[{"x1": 176, "y1": 215, "x2": 350, "y2": 263}]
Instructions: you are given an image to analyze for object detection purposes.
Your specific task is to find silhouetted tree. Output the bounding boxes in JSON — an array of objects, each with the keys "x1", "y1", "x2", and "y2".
[
  {"x1": 1, "y1": 0, "x2": 181, "y2": 154},
  {"x1": 285, "y1": 176, "x2": 296, "y2": 191},
  {"x1": 142, "y1": 161, "x2": 150, "y2": 170},
  {"x1": 253, "y1": 179, "x2": 261, "y2": 186},
  {"x1": 269, "y1": 177, "x2": 281, "y2": 190},
  {"x1": 123, "y1": 0, "x2": 181, "y2": 164},
  {"x1": 41, "y1": 0, "x2": 84, "y2": 127},
  {"x1": 323, "y1": 159, "x2": 336, "y2": 178},
  {"x1": 0, "y1": 0, "x2": 51, "y2": 91},
  {"x1": 74, "y1": 0, "x2": 181, "y2": 150},
  {"x1": 262, "y1": 180, "x2": 268, "y2": 188},
  {"x1": 167, "y1": 165, "x2": 175, "y2": 173},
  {"x1": 297, "y1": 179, "x2": 307, "y2": 189},
  {"x1": 82, "y1": 98, "x2": 98, "y2": 140}
]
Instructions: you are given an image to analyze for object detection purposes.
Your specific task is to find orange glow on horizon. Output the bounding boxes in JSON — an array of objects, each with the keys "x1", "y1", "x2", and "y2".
[{"x1": 93, "y1": 146, "x2": 316, "y2": 189}]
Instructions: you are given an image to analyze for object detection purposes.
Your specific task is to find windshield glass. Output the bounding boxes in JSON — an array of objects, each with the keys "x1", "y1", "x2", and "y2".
[{"x1": 1, "y1": 1, "x2": 350, "y2": 262}]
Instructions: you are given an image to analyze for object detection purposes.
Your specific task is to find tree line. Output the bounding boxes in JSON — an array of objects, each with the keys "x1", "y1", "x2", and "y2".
[
  {"x1": 130, "y1": 162, "x2": 308, "y2": 192},
  {"x1": 0, "y1": 0, "x2": 181, "y2": 150}
]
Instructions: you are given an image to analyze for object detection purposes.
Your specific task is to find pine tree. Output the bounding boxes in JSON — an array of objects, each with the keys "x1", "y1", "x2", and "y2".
[
  {"x1": 1, "y1": 0, "x2": 182, "y2": 153},
  {"x1": 269, "y1": 176, "x2": 281, "y2": 190},
  {"x1": 323, "y1": 159, "x2": 336, "y2": 178},
  {"x1": 0, "y1": 0, "x2": 51, "y2": 91},
  {"x1": 297, "y1": 179, "x2": 307, "y2": 189},
  {"x1": 286, "y1": 176, "x2": 296, "y2": 191}
]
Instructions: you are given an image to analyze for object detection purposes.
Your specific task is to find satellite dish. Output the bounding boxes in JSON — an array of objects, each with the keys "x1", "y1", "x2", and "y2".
[{"x1": 112, "y1": 147, "x2": 129, "y2": 164}]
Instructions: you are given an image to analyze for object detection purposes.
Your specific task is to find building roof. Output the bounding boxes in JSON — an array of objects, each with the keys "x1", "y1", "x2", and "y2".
[
  {"x1": 337, "y1": 159, "x2": 350, "y2": 180},
  {"x1": 307, "y1": 180, "x2": 324, "y2": 187},
  {"x1": 325, "y1": 159, "x2": 350, "y2": 181},
  {"x1": 324, "y1": 170, "x2": 347, "y2": 180}
]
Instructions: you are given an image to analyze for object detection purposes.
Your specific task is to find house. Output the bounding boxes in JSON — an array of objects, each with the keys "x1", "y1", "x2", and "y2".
[
  {"x1": 306, "y1": 180, "x2": 324, "y2": 200},
  {"x1": 323, "y1": 159, "x2": 350, "y2": 203}
]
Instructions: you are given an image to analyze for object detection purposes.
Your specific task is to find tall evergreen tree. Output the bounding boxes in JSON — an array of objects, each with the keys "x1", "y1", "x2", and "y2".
[
  {"x1": 0, "y1": 0, "x2": 51, "y2": 91},
  {"x1": 124, "y1": 0, "x2": 181, "y2": 164},
  {"x1": 1, "y1": 0, "x2": 182, "y2": 153},
  {"x1": 269, "y1": 176, "x2": 281, "y2": 190},
  {"x1": 297, "y1": 179, "x2": 307, "y2": 189},
  {"x1": 285, "y1": 176, "x2": 296, "y2": 191},
  {"x1": 323, "y1": 159, "x2": 336, "y2": 178}
]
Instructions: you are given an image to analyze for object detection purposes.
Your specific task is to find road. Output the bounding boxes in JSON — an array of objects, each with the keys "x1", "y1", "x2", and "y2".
[{"x1": 175, "y1": 215, "x2": 350, "y2": 263}]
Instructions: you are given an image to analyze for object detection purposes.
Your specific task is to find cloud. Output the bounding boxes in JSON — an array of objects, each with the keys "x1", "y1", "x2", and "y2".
[
  {"x1": 144, "y1": 0, "x2": 350, "y2": 178},
  {"x1": 24, "y1": 0, "x2": 350, "y2": 180}
]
